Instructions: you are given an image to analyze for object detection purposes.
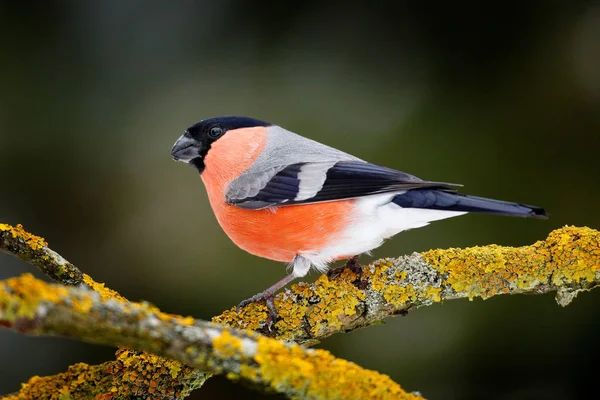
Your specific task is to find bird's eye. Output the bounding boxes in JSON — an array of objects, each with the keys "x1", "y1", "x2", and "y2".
[{"x1": 208, "y1": 126, "x2": 223, "y2": 138}]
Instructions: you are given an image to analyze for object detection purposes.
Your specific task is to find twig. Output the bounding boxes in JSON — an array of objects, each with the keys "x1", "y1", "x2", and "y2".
[
  {"x1": 0, "y1": 223, "x2": 82, "y2": 285},
  {"x1": 0, "y1": 223, "x2": 124, "y2": 301}
]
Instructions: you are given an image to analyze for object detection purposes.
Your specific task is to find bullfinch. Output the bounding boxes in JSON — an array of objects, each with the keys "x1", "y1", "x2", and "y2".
[{"x1": 171, "y1": 116, "x2": 546, "y2": 317}]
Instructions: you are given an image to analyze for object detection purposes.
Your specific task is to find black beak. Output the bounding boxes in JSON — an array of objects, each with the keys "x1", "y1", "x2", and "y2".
[{"x1": 171, "y1": 134, "x2": 200, "y2": 163}]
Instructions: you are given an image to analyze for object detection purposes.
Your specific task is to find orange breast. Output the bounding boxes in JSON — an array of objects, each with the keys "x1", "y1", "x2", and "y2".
[
  {"x1": 207, "y1": 199, "x2": 353, "y2": 262},
  {"x1": 201, "y1": 127, "x2": 352, "y2": 262}
]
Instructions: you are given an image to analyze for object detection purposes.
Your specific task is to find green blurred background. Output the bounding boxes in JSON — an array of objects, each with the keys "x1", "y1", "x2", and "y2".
[{"x1": 1, "y1": 1, "x2": 599, "y2": 399}]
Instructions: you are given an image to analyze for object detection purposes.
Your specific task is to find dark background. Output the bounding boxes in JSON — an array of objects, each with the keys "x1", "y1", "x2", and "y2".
[{"x1": 1, "y1": 1, "x2": 599, "y2": 399}]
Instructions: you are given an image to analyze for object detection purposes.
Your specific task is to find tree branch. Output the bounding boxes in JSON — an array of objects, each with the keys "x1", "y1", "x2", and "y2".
[
  {"x1": 1, "y1": 223, "x2": 207, "y2": 399},
  {"x1": 0, "y1": 351, "x2": 208, "y2": 400},
  {"x1": 0, "y1": 223, "x2": 82, "y2": 285},
  {"x1": 0, "y1": 223, "x2": 125, "y2": 302},
  {"x1": 2, "y1": 223, "x2": 599, "y2": 399},
  {"x1": 214, "y1": 226, "x2": 600, "y2": 345},
  {"x1": 0, "y1": 274, "x2": 417, "y2": 400}
]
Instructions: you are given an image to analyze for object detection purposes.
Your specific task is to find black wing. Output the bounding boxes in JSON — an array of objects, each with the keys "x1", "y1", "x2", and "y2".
[{"x1": 228, "y1": 161, "x2": 460, "y2": 209}]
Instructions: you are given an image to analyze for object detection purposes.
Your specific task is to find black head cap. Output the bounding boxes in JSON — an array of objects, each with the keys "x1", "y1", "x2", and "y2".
[
  {"x1": 171, "y1": 116, "x2": 272, "y2": 173},
  {"x1": 186, "y1": 116, "x2": 271, "y2": 138}
]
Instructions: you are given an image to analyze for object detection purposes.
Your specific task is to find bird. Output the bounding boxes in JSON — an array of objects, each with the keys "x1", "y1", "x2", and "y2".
[{"x1": 171, "y1": 116, "x2": 547, "y2": 318}]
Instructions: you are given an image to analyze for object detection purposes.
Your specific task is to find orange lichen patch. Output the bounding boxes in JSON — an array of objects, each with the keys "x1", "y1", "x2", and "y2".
[
  {"x1": 422, "y1": 226, "x2": 600, "y2": 300},
  {"x1": 0, "y1": 223, "x2": 47, "y2": 251},
  {"x1": 82, "y1": 274, "x2": 127, "y2": 303},
  {"x1": 6, "y1": 350, "x2": 206, "y2": 400},
  {"x1": 247, "y1": 336, "x2": 423, "y2": 399},
  {"x1": 4, "y1": 362, "x2": 113, "y2": 400},
  {"x1": 115, "y1": 348, "x2": 206, "y2": 398},
  {"x1": 213, "y1": 329, "x2": 244, "y2": 359}
]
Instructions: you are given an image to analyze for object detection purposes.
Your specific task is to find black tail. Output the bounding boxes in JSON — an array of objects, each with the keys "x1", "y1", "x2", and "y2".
[{"x1": 392, "y1": 189, "x2": 547, "y2": 219}]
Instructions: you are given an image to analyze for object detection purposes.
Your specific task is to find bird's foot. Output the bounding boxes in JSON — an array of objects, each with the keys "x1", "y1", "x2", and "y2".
[
  {"x1": 237, "y1": 290, "x2": 278, "y2": 322},
  {"x1": 236, "y1": 273, "x2": 297, "y2": 323}
]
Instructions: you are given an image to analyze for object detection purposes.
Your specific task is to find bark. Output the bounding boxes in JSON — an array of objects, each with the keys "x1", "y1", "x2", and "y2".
[{"x1": 2, "y1": 223, "x2": 599, "y2": 399}]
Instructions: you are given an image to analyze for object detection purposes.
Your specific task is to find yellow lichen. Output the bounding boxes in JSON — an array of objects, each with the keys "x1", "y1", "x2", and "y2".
[
  {"x1": 0, "y1": 223, "x2": 47, "y2": 251},
  {"x1": 212, "y1": 329, "x2": 244, "y2": 359},
  {"x1": 274, "y1": 270, "x2": 365, "y2": 337},
  {"x1": 422, "y1": 226, "x2": 600, "y2": 299},
  {"x1": 82, "y1": 274, "x2": 127, "y2": 303},
  {"x1": 153, "y1": 306, "x2": 198, "y2": 327},
  {"x1": 7, "y1": 348, "x2": 206, "y2": 400},
  {"x1": 71, "y1": 292, "x2": 95, "y2": 313},
  {"x1": 113, "y1": 349, "x2": 206, "y2": 399},
  {"x1": 383, "y1": 283, "x2": 416, "y2": 307},
  {"x1": 0, "y1": 273, "x2": 197, "y2": 339},
  {"x1": 365, "y1": 259, "x2": 396, "y2": 292},
  {"x1": 365, "y1": 258, "x2": 443, "y2": 309},
  {"x1": 273, "y1": 284, "x2": 312, "y2": 339},
  {"x1": 423, "y1": 286, "x2": 442, "y2": 302},
  {"x1": 215, "y1": 305, "x2": 268, "y2": 332},
  {"x1": 0, "y1": 224, "x2": 210, "y2": 399},
  {"x1": 250, "y1": 336, "x2": 422, "y2": 399},
  {"x1": 7, "y1": 225, "x2": 598, "y2": 399},
  {"x1": 213, "y1": 270, "x2": 367, "y2": 342},
  {"x1": 82, "y1": 274, "x2": 198, "y2": 328},
  {"x1": 0, "y1": 273, "x2": 68, "y2": 320},
  {"x1": 238, "y1": 364, "x2": 258, "y2": 382},
  {"x1": 213, "y1": 257, "x2": 449, "y2": 343}
]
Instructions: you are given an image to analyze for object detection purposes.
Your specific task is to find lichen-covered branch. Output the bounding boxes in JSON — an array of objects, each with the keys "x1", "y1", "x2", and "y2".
[
  {"x1": 2, "y1": 223, "x2": 599, "y2": 399},
  {"x1": 0, "y1": 274, "x2": 418, "y2": 400},
  {"x1": 214, "y1": 226, "x2": 600, "y2": 345},
  {"x1": 1, "y1": 223, "x2": 206, "y2": 399},
  {"x1": 1, "y1": 350, "x2": 208, "y2": 400},
  {"x1": 0, "y1": 223, "x2": 82, "y2": 285},
  {"x1": 0, "y1": 223, "x2": 125, "y2": 302}
]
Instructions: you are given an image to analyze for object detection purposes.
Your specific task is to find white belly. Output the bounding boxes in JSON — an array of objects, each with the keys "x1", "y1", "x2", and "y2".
[{"x1": 293, "y1": 193, "x2": 466, "y2": 277}]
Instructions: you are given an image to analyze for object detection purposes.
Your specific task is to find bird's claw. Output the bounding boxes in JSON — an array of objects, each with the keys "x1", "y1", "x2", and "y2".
[{"x1": 237, "y1": 291, "x2": 278, "y2": 322}]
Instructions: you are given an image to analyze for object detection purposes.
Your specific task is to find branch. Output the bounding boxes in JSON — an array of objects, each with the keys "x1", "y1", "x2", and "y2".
[
  {"x1": 214, "y1": 226, "x2": 600, "y2": 345},
  {"x1": 1, "y1": 223, "x2": 207, "y2": 399},
  {"x1": 0, "y1": 223, "x2": 125, "y2": 301},
  {"x1": 0, "y1": 351, "x2": 208, "y2": 400},
  {"x1": 2, "y1": 223, "x2": 599, "y2": 398},
  {"x1": 0, "y1": 223, "x2": 82, "y2": 285},
  {"x1": 0, "y1": 274, "x2": 418, "y2": 400}
]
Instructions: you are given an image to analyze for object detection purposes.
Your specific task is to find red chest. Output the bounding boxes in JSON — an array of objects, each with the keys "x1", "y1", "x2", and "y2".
[{"x1": 199, "y1": 127, "x2": 352, "y2": 262}]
